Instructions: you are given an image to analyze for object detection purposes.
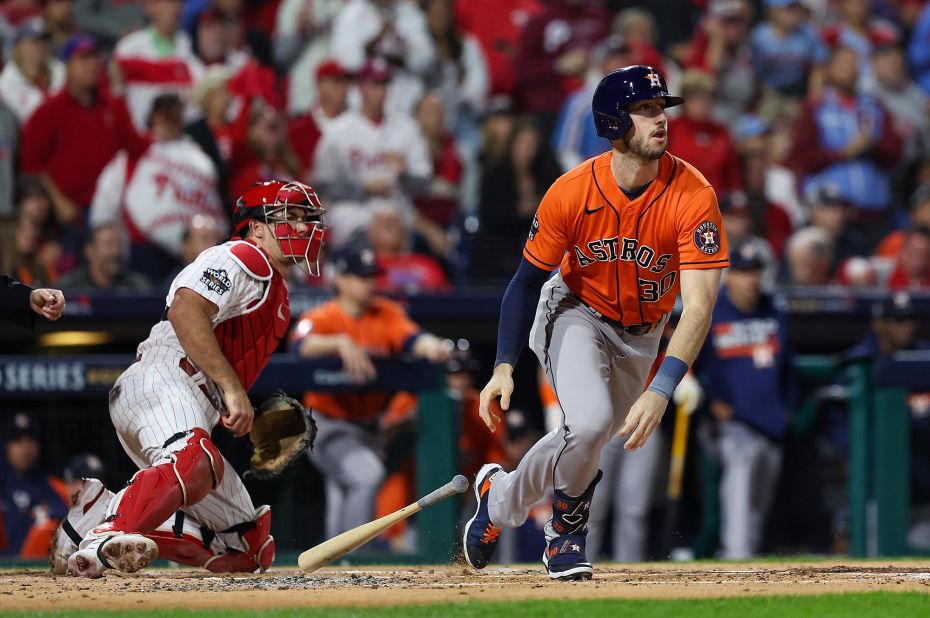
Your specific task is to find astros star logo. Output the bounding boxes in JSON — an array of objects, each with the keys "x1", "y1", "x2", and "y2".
[
  {"x1": 646, "y1": 71, "x2": 662, "y2": 87},
  {"x1": 571, "y1": 544, "x2": 581, "y2": 552},
  {"x1": 702, "y1": 230, "x2": 717, "y2": 245}
]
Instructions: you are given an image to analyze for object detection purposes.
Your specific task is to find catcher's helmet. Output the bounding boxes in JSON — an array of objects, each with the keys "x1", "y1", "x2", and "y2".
[
  {"x1": 233, "y1": 180, "x2": 327, "y2": 276},
  {"x1": 592, "y1": 65, "x2": 683, "y2": 141}
]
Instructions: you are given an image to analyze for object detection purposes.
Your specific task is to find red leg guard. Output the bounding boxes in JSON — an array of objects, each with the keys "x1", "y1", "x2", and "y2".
[
  {"x1": 242, "y1": 505, "x2": 275, "y2": 572},
  {"x1": 94, "y1": 429, "x2": 224, "y2": 536}
]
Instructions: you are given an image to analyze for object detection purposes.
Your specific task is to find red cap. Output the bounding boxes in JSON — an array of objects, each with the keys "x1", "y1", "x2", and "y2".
[
  {"x1": 315, "y1": 59, "x2": 350, "y2": 81},
  {"x1": 356, "y1": 57, "x2": 392, "y2": 83}
]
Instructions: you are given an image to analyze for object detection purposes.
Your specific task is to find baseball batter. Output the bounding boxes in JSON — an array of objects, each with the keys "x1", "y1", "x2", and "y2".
[
  {"x1": 52, "y1": 180, "x2": 325, "y2": 578},
  {"x1": 463, "y1": 65, "x2": 729, "y2": 580}
]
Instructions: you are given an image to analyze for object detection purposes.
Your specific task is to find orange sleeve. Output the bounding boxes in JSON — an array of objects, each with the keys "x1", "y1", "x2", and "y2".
[
  {"x1": 288, "y1": 307, "x2": 339, "y2": 351},
  {"x1": 676, "y1": 186, "x2": 730, "y2": 270},
  {"x1": 382, "y1": 302, "x2": 421, "y2": 353},
  {"x1": 523, "y1": 182, "x2": 570, "y2": 270}
]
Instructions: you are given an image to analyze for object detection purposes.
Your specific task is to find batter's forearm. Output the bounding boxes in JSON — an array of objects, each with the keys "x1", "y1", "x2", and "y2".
[
  {"x1": 169, "y1": 304, "x2": 242, "y2": 392},
  {"x1": 664, "y1": 304, "x2": 713, "y2": 367}
]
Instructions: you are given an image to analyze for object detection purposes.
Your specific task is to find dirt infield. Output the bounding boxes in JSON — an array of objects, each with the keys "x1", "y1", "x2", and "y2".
[{"x1": 0, "y1": 562, "x2": 928, "y2": 610}]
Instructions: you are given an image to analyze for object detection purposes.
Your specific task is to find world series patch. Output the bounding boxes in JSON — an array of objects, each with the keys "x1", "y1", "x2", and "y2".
[
  {"x1": 693, "y1": 221, "x2": 721, "y2": 255},
  {"x1": 200, "y1": 268, "x2": 231, "y2": 294}
]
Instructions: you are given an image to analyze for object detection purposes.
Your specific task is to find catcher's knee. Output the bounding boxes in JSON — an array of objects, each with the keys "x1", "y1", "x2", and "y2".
[{"x1": 170, "y1": 427, "x2": 224, "y2": 506}]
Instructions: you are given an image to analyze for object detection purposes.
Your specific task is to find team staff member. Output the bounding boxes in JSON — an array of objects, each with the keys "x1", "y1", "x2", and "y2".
[
  {"x1": 704, "y1": 241, "x2": 794, "y2": 559},
  {"x1": 1, "y1": 275, "x2": 65, "y2": 328},
  {"x1": 290, "y1": 247, "x2": 451, "y2": 539},
  {"x1": 464, "y1": 65, "x2": 729, "y2": 581}
]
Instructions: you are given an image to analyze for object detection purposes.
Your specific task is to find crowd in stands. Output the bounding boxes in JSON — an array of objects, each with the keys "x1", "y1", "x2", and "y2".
[{"x1": 0, "y1": 0, "x2": 928, "y2": 294}]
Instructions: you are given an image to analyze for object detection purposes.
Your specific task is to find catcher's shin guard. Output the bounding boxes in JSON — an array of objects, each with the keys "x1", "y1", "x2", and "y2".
[
  {"x1": 93, "y1": 428, "x2": 224, "y2": 536},
  {"x1": 145, "y1": 512, "x2": 268, "y2": 573}
]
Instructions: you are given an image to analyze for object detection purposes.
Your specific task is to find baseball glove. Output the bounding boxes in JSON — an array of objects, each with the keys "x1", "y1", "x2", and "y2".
[{"x1": 247, "y1": 392, "x2": 317, "y2": 480}]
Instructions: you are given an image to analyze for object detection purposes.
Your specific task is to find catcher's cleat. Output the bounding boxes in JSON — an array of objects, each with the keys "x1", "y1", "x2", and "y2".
[
  {"x1": 462, "y1": 463, "x2": 505, "y2": 569},
  {"x1": 67, "y1": 533, "x2": 158, "y2": 579},
  {"x1": 49, "y1": 478, "x2": 114, "y2": 575},
  {"x1": 543, "y1": 533, "x2": 593, "y2": 581}
]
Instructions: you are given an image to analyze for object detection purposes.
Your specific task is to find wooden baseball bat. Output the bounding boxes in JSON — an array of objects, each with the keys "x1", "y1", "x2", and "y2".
[{"x1": 298, "y1": 474, "x2": 469, "y2": 572}]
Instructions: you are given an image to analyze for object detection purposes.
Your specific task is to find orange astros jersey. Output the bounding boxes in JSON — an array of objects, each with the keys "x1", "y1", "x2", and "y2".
[
  {"x1": 291, "y1": 298, "x2": 420, "y2": 423},
  {"x1": 523, "y1": 151, "x2": 729, "y2": 325}
]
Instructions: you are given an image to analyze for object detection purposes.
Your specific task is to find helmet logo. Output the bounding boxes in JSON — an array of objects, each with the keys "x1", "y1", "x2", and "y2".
[{"x1": 646, "y1": 71, "x2": 662, "y2": 88}]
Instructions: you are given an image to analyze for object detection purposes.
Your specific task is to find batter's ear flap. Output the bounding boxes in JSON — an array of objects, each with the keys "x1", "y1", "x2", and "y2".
[{"x1": 594, "y1": 110, "x2": 631, "y2": 141}]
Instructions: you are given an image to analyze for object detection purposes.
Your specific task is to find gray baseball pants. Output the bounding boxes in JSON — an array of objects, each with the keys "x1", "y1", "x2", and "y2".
[{"x1": 489, "y1": 274, "x2": 664, "y2": 528}]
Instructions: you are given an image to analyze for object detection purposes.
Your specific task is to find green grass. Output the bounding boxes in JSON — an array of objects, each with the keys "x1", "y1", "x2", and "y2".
[{"x1": 0, "y1": 592, "x2": 927, "y2": 617}]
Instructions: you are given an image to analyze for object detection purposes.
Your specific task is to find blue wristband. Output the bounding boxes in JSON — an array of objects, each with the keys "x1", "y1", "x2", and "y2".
[{"x1": 647, "y1": 356, "x2": 688, "y2": 400}]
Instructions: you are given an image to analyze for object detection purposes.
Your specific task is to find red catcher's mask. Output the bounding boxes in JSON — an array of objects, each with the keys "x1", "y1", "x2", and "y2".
[{"x1": 234, "y1": 181, "x2": 326, "y2": 276}]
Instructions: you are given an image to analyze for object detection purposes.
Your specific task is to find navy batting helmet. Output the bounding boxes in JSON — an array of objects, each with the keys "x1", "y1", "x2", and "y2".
[{"x1": 592, "y1": 65, "x2": 683, "y2": 141}]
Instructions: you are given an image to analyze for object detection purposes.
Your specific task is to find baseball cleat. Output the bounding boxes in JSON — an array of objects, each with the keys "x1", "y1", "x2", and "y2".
[
  {"x1": 543, "y1": 533, "x2": 593, "y2": 581},
  {"x1": 462, "y1": 463, "x2": 505, "y2": 569},
  {"x1": 49, "y1": 478, "x2": 114, "y2": 575},
  {"x1": 67, "y1": 534, "x2": 158, "y2": 578}
]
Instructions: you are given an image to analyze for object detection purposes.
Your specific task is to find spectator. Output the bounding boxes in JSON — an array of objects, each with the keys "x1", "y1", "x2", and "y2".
[
  {"x1": 805, "y1": 182, "x2": 870, "y2": 269},
  {"x1": 160, "y1": 214, "x2": 224, "y2": 287},
  {"x1": 513, "y1": 0, "x2": 608, "y2": 135},
  {"x1": 0, "y1": 178, "x2": 62, "y2": 286},
  {"x1": 820, "y1": 0, "x2": 899, "y2": 82},
  {"x1": 413, "y1": 90, "x2": 462, "y2": 229},
  {"x1": 227, "y1": 104, "x2": 302, "y2": 203},
  {"x1": 749, "y1": 0, "x2": 826, "y2": 97},
  {"x1": 470, "y1": 106, "x2": 560, "y2": 283},
  {"x1": 273, "y1": 0, "x2": 343, "y2": 116},
  {"x1": 0, "y1": 19, "x2": 64, "y2": 125},
  {"x1": 73, "y1": 0, "x2": 146, "y2": 49},
  {"x1": 887, "y1": 226, "x2": 930, "y2": 290},
  {"x1": 783, "y1": 225, "x2": 835, "y2": 286},
  {"x1": 289, "y1": 246, "x2": 451, "y2": 539},
  {"x1": 186, "y1": 65, "x2": 243, "y2": 206},
  {"x1": 90, "y1": 93, "x2": 225, "y2": 282},
  {"x1": 329, "y1": 0, "x2": 436, "y2": 115},
  {"x1": 113, "y1": 0, "x2": 204, "y2": 130},
  {"x1": 20, "y1": 34, "x2": 141, "y2": 229},
  {"x1": 908, "y1": 2, "x2": 930, "y2": 95},
  {"x1": 790, "y1": 46, "x2": 902, "y2": 240},
  {"x1": 61, "y1": 453, "x2": 106, "y2": 503},
  {"x1": 454, "y1": 0, "x2": 540, "y2": 98},
  {"x1": 610, "y1": 8, "x2": 674, "y2": 83},
  {"x1": 423, "y1": 0, "x2": 488, "y2": 148},
  {"x1": 0, "y1": 101, "x2": 16, "y2": 218},
  {"x1": 287, "y1": 59, "x2": 351, "y2": 179},
  {"x1": 719, "y1": 191, "x2": 777, "y2": 290},
  {"x1": 367, "y1": 202, "x2": 450, "y2": 293},
  {"x1": 41, "y1": 0, "x2": 76, "y2": 55},
  {"x1": 876, "y1": 185, "x2": 930, "y2": 259},
  {"x1": 0, "y1": 413, "x2": 68, "y2": 558},
  {"x1": 667, "y1": 70, "x2": 743, "y2": 196},
  {"x1": 705, "y1": 241, "x2": 794, "y2": 559},
  {"x1": 56, "y1": 222, "x2": 151, "y2": 291},
  {"x1": 551, "y1": 34, "x2": 635, "y2": 172},
  {"x1": 868, "y1": 44, "x2": 930, "y2": 167},
  {"x1": 312, "y1": 58, "x2": 432, "y2": 249},
  {"x1": 685, "y1": 0, "x2": 756, "y2": 122}
]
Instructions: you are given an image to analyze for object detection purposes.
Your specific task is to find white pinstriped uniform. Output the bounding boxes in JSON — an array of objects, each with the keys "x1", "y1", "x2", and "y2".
[{"x1": 103, "y1": 241, "x2": 270, "y2": 551}]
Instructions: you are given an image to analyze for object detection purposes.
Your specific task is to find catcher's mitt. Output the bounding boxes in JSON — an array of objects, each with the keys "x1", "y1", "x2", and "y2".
[{"x1": 247, "y1": 391, "x2": 317, "y2": 480}]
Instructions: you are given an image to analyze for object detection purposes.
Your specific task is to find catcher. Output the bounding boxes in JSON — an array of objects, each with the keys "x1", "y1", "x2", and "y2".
[{"x1": 49, "y1": 181, "x2": 323, "y2": 578}]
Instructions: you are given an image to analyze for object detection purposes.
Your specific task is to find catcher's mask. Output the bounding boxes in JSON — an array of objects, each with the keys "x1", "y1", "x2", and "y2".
[{"x1": 232, "y1": 180, "x2": 326, "y2": 276}]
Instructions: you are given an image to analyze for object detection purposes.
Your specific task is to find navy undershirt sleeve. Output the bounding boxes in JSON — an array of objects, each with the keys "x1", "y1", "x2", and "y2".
[{"x1": 494, "y1": 257, "x2": 552, "y2": 367}]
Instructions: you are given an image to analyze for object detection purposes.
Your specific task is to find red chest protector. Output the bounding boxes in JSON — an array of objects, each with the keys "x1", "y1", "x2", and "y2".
[{"x1": 213, "y1": 241, "x2": 291, "y2": 390}]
